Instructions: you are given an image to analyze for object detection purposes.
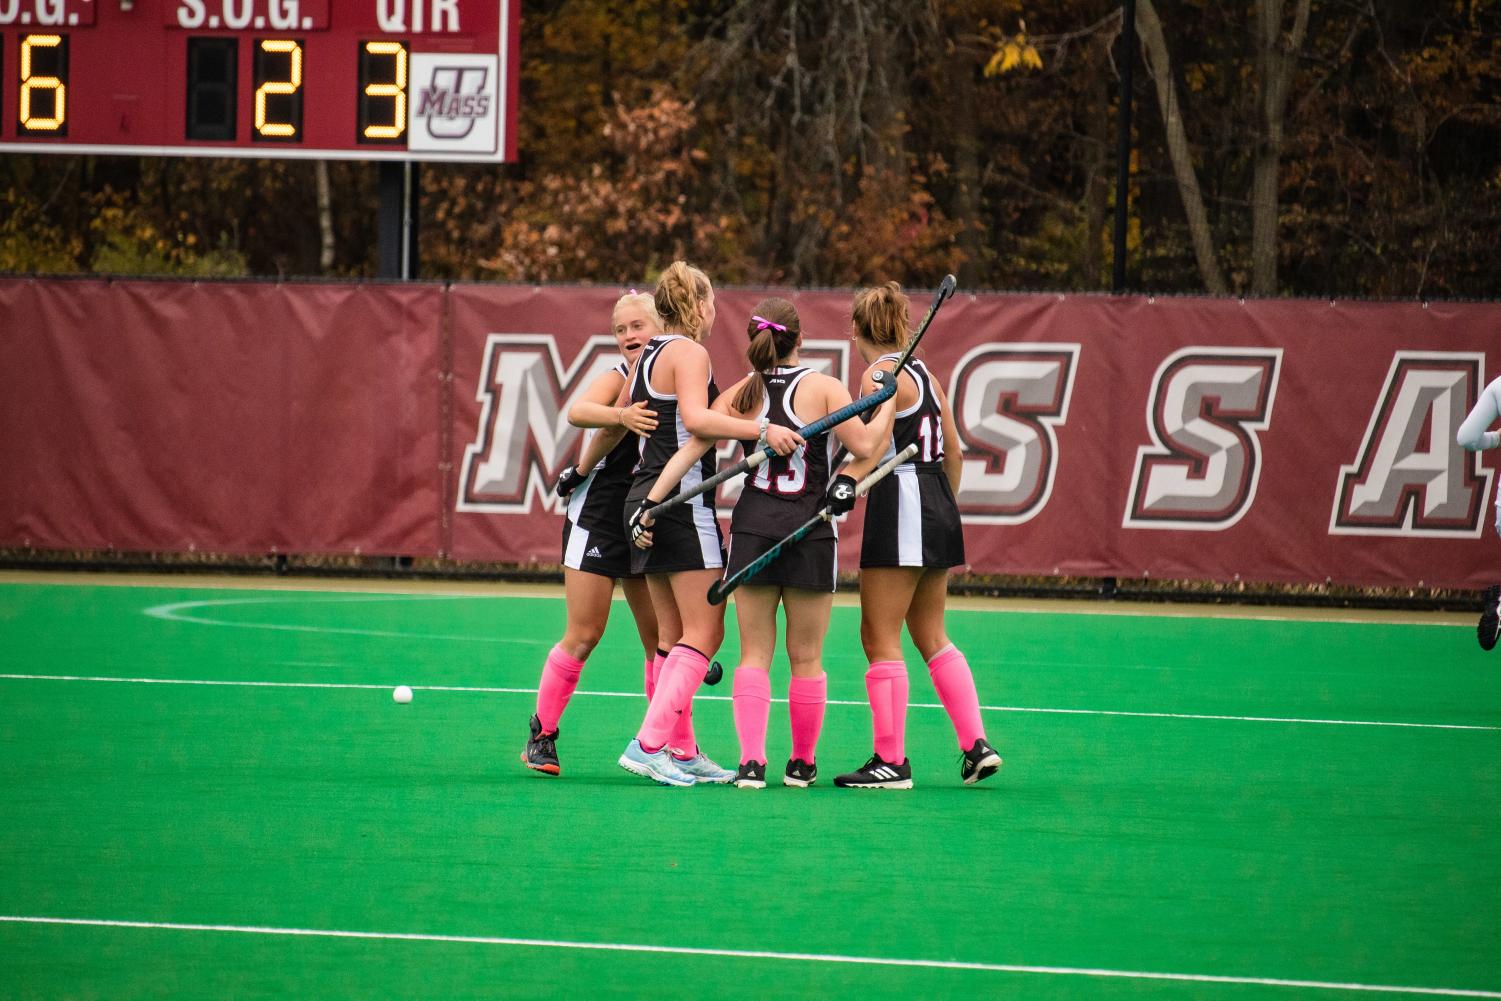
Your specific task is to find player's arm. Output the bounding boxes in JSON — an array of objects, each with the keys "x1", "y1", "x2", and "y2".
[
  {"x1": 670, "y1": 344, "x2": 802, "y2": 455},
  {"x1": 639, "y1": 374, "x2": 751, "y2": 506},
  {"x1": 556, "y1": 371, "x2": 639, "y2": 496},
  {"x1": 935, "y1": 379, "x2": 963, "y2": 494},
  {"x1": 842, "y1": 361, "x2": 903, "y2": 481},
  {"x1": 568, "y1": 370, "x2": 658, "y2": 434},
  {"x1": 821, "y1": 375, "x2": 895, "y2": 461},
  {"x1": 1457, "y1": 375, "x2": 1501, "y2": 451},
  {"x1": 641, "y1": 437, "x2": 718, "y2": 512}
]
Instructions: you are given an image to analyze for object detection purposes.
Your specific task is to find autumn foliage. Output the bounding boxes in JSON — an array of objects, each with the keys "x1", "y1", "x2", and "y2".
[{"x1": 2, "y1": 1, "x2": 1498, "y2": 298}]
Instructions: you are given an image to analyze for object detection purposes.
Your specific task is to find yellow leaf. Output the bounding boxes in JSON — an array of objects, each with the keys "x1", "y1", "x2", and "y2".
[
  {"x1": 983, "y1": 49, "x2": 1005, "y2": 78},
  {"x1": 1000, "y1": 43, "x2": 1020, "y2": 72},
  {"x1": 1023, "y1": 45, "x2": 1043, "y2": 70}
]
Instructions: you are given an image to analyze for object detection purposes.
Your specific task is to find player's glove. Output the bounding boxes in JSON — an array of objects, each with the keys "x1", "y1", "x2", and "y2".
[
  {"x1": 824, "y1": 474, "x2": 858, "y2": 516},
  {"x1": 555, "y1": 465, "x2": 586, "y2": 498},
  {"x1": 628, "y1": 501, "x2": 655, "y2": 547}
]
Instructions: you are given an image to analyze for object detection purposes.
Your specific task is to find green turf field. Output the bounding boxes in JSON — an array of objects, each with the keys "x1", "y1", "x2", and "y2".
[{"x1": 1, "y1": 577, "x2": 1498, "y2": 999}]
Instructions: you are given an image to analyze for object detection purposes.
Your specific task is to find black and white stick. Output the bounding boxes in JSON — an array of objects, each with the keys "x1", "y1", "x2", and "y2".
[{"x1": 706, "y1": 443, "x2": 920, "y2": 605}]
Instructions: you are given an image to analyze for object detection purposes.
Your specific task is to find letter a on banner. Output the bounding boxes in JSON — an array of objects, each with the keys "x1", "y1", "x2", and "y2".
[{"x1": 1330, "y1": 352, "x2": 1493, "y2": 537}]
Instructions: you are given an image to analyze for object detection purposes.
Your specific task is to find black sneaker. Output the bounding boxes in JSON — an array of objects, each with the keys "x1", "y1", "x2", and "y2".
[
  {"x1": 783, "y1": 758, "x2": 817, "y2": 788},
  {"x1": 520, "y1": 714, "x2": 560, "y2": 776},
  {"x1": 735, "y1": 760, "x2": 767, "y2": 789},
  {"x1": 960, "y1": 739, "x2": 1003, "y2": 785},
  {"x1": 833, "y1": 754, "x2": 912, "y2": 789},
  {"x1": 1479, "y1": 585, "x2": 1500, "y2": 652}
]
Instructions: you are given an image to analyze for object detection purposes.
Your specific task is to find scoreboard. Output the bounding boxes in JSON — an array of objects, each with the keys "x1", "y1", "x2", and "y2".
[{"x1": 0, "y1": 0, "x2": 519, "y2": 161}]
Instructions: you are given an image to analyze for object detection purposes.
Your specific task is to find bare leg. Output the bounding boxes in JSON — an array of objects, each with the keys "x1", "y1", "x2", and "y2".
[
  {"x1": 903, "y1": 568, "x2": 953, "y2": 661},
  {"x1": 783, "y1": 587, "x2": 834, "y2": 678},
  {"x1": 620, "y1": 576, "x2": 659, "y2": 659},
  {"x1": 859, "y1": 566, "x2": 923, "y2": 662},
  {"x1": 558, "y1": 568, "x2": 617, "y2": 660}
]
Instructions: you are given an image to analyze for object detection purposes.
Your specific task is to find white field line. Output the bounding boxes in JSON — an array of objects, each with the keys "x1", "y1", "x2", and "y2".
[
  {"x1": 1, "y1": 673, "x2": 1497, "y2": 732},
  {"x1": 143, "y1": 596, "x2": 547, "y2": 646},
  {"x1": 2, "y1": 579, "x2": 1452, "y2": 627},
  {"x1": 0, "y1": 916, "x2": 1496, "y2": 998}
]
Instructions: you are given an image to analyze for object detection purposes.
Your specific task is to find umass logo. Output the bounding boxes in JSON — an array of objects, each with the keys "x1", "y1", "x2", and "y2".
[{"x1": 414, "y1": 67, "x2": 492, "y2": 139}]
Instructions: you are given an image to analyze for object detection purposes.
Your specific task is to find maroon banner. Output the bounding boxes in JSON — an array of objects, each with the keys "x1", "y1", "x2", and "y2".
[
  {"x1": 2, "y1": 278, "x2": 1495, "y2": 588},
  {"x1": 449, "y1": 286, "x2": 1498, "y2": 589},
  {"x1": 0, "y1": 277, "x2": 443, "y2": 556}
]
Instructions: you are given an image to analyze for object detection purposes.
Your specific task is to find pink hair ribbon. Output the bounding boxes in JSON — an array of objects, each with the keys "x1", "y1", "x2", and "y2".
[{"x1": 751, "y1": 315, "x2": 788, "y2": 332}]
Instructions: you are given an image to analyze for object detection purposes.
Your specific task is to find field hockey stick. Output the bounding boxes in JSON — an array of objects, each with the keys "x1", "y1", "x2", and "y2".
[
  {"x1": 871, "y1": 272, "x2": 957, "y2": 391},
  {"x1": 641, "y1": 388, "x2": 894, "y2": 522},
  {"x1": 643, "y1": 275, "x2": 957, "y2": 523},
  {"x1": 706, "y1": 443, "x2": 920, "y2": 605}
]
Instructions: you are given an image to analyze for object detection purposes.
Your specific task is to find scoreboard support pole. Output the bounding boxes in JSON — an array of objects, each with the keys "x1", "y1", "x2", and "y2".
[{"x1": 378, "y1": 161, "x2": 421, "y2": 280}]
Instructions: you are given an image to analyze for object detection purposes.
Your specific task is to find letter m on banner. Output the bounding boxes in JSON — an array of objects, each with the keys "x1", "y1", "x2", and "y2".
[
  {"x1": 1330, "y1": 352, "x2": 1493, "y2": 537},
  {"x1": 457, "y1": 335, "x2": 624, "y2": 514}
]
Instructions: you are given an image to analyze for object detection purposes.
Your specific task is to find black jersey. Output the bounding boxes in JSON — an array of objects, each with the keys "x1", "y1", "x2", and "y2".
[
  {"x1": 562, "y1": 361, "x2": 638, "y2": 578},
  {"x1": 627, "y1": 335, "x2": 719, "y2": 504},
  {"x1": 624, "y1": 334, "x2": 725, "y2": 574},
  {"x1": 860, "y1": 354, "x2": 964, "y2": 569},
  {"x1": 729, "y1": 367, "x2": 838, "y2": 540},
  {"x1": 879, "y1": 354, "x2": 947, "y2": 469},
  {"x1": 581, "y1": 362, "x2": 637, "y2": 503}
]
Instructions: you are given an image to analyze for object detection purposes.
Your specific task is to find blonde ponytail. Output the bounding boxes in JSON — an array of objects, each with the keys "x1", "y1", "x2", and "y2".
[{"x1": 653, "y1": 261, "x2": 712, "y2": 341}]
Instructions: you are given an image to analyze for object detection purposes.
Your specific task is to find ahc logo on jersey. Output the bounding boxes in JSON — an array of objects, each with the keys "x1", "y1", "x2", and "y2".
[{"x1": 408, "y1": 54, "x2": 499, "y2": 154}]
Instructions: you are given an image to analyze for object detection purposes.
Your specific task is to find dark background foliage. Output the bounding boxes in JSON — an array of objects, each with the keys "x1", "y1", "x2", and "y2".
[{"x1": 3, "y1": 1, "x2": 1497, "y2": 297}]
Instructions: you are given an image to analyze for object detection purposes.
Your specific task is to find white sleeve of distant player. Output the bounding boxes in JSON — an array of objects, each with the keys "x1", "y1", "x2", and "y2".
[{"x1": 1456, "y1": 375, "x2": 1501, "y2": 451}]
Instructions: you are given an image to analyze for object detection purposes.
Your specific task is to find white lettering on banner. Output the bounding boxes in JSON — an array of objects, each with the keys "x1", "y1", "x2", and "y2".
[
  {"x1": 948, "y1": 344, "x2": 1080, "y2": 526},
  {"x1": 1124, "y1": 347, "x2": 1282, "y2": 531},
  {"x1": 1330, "y1": 352, "x2": 1493, "y2": 537},
  {"x1": 458, "y1": 336, "x2": 850, "y2": 517},
  {"x1": 457, "y1": 335, "x2": 623, "y2": 515}
]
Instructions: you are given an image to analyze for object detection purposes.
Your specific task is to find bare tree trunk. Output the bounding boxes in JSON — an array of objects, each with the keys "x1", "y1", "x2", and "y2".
[
  {"x1": 315, "y1": 160, "x2": 335, "y2": 273},
  {"x1": 1135, "y1": 0, "x2": 1228, "y2": 295},
  {"x1": 1251, "y1": 0, "x2": 1312, "y2": 295}
]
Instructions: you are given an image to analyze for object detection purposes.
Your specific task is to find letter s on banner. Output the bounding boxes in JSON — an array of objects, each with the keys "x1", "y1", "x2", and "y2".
[
  {"x1": 1329, "y1": 351, "x2": 1493, "y2": 537},
  {"x1": 949, "y1": 344, "x2": 1080, "y2": 525},
  {"x1": 1124, "y1": 347, "x2": 1282, "y2": 531}
]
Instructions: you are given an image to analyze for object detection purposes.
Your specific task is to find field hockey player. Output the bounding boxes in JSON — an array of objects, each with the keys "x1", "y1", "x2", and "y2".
[
  {"x1": 521, "y1": 291, "x2": 664, "y2": 776},
  {"x1": 699, "y1": 299, "x2": 896, "y2": 788},
  {"x1": 1457, "y1": 372, "x2": 1501, "y2": 651},
  {"x1": 833, "y1": 282, "x2": 1003, "y2": 790},
  {"x1": 617, "y1": 263, "x2": 803, "y2": 786}
]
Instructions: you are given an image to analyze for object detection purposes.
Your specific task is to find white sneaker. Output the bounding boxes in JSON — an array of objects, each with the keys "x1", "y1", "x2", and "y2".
[
  {"x1": 670, "y1": 751, "x2": 735, "y2": 784},
  {"x1": 618, "y1": 739, "x2": 695, "y2": 786}
]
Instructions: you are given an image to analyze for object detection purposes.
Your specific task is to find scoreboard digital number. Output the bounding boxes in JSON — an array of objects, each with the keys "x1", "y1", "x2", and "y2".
[{"x1": 0, "y1": 0, "x2": 518, "y2": 161}]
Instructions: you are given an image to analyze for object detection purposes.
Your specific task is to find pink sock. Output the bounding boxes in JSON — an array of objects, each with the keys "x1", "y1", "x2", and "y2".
[
  {"x1": 645, "y1": 650, "x2": 666, "y2": 701},
  {"x1": 865, "y1": 661, "x2": 909, "y2": 764},
  {"x1": 535, "y1": 645, "x2": 585, "y2": 733},
  {"x1": 927, "y1": 644, "x2": 987, "y2": 749},
  {"x1": 733, "y1": 668, "x2": 771, "y2": 765},
  {"x1": 637, "y1": 644, "x2": 709, "y2": 752},
  {"x1": 669, "y1": 701, "x2": 698, "y2": 760},
  {"x1": 787, "y1": 673, "x2": 826, "y2": 763}
]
